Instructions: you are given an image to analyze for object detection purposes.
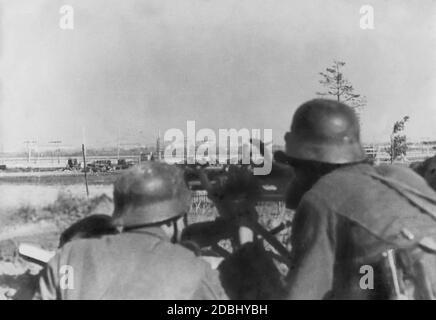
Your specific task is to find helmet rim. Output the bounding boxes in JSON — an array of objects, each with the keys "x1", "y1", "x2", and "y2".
[{"x1": 285, "y1": 130, "x2": 367, "y2": 164}]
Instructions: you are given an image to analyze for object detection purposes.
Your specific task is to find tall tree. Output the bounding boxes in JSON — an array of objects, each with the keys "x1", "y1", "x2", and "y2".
[
  {"x1": 317, "y1": 60, "x2": 366, "y2": 118},
  {"x1": 385, "y1": 116, "x2": 410, "y2": 163}
]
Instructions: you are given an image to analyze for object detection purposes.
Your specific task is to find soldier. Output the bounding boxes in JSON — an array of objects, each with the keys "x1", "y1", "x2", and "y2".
[
  {"x1": 282, "y1": 99, "x2": 436, "y2": 299},
  {"x1": 410, "y1": 155, "x2": 436, "y2": 191},
  {"x1": 37, "y1": 162, "x2": 228, "y2": 300},
  {"x1": 58, "y1": 214, "x2": 117, "y2": 248}
]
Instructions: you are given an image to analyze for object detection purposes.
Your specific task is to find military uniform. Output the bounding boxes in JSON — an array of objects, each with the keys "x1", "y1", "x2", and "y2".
[
  {"x1": 286, "y1": 163, "x2": 436, "y2": 299},
  {"x1": 38, "y1": 162, "x2": 228, "y2": 300},
  {"x1": 38, "y1": 226, "x2": 228, "y2": 300},
  {"x1": 412, "y1": 155, "x2": 436, "y2": 191},
  {"x1": 279, "y1": 99, "x2": 436, "y2": 299}
]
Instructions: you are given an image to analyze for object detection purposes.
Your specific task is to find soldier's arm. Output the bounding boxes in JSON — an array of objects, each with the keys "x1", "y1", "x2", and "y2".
[
  {"x1": 36, "y1": 254, "x2": 61, "y2": 300},
  {"x1": 192, "y1": 267, "x2": 229, "y2": 300},
  {"x1": 286, "y1": 193, "x2": 337, "y2": 299},
  {"x1": 181, "y1": 218, "x2": 238, "y2": 248},
  {"x1": 218, "y1": 241, "x2": 286, "y2": 299}
]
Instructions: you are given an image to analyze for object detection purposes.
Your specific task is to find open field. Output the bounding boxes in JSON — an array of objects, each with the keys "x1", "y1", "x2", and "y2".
[
  {"x1": 0, "y1": 170, "x2": 121, "y2": 185},
  {"x1": 0, "y1": 172, "x2": 117, "y2": 215}
]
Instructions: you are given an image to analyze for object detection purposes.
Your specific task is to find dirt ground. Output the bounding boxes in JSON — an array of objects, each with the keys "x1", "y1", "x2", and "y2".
[
  {"x1": 0, "y1": 225, "x2": 59, "y2": 300},
  {"x1": 0, "y1": 191, "x2": 115, "y2": 300}
]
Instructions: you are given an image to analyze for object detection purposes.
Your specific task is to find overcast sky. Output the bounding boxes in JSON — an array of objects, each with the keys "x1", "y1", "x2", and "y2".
[{"x1": 1, "y1": 0, "x2": 436, "y2": 152}]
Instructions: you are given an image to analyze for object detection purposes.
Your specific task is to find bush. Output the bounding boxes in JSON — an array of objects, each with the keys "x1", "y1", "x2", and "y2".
[
  {"x1": 39, "y1": 192, "x2": 112, "y2": 229},
  {"x1": 15, "y1": 205, "x2": 38, "y2": 224}
]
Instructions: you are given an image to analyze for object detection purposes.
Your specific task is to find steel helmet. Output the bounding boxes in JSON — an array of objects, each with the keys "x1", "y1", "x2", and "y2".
[
  {"x1": 112, "y1": 162, "x2": 191, "y2": 228},
  {"x1": 285, "y1": 99, "x2": 366, "y2": 164}
]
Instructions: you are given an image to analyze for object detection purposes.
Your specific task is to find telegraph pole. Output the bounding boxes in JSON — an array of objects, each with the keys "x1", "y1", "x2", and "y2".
[
  {"x1": 117, "y1": 126, "x2": 120, "y2": 160},
  {"x1": 82, "y1": 143, "x2": 89, "y2": 197},
  {"x1": 23, "y1": 140, "x2": 37, "y2": 163},
  {"x1": 48, "y1": 140, "x2": 62, "y2": 164},
  {"x1": 156, "y1": 129, "x2": 161, "y2": 160},
  {"x1": 81, "y1": 127, "x2": 89, "y2": 197}
]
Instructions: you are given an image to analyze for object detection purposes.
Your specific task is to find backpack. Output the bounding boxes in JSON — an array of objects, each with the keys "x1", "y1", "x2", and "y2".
[{"x1": 367, "y1": 171, "x2": 436, "y2": 300}]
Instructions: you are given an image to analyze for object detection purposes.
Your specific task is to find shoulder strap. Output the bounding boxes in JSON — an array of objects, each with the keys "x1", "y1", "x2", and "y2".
[{"x1": 364, "y1": 172, "x2": 436, "y2": 222}]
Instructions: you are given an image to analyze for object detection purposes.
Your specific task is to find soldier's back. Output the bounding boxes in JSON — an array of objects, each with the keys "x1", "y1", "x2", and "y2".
[
  {"x1": 311, "y1": 163, "x2": 436, "y2": 247},
  {"x1": 39, "y1": 227, "x2": 227, "y2": 300},
  {"x1": 305, "y1": 163, "x2": 436, "y2": 299}
]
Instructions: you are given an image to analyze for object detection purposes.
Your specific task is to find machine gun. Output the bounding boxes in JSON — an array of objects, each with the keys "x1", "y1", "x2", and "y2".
[
  {"x1": 181, "y1": 140, "x2": 295, "y2": 267},
  {"x1": 181, "y1": 139, "x2": 294, "y2": 200}
]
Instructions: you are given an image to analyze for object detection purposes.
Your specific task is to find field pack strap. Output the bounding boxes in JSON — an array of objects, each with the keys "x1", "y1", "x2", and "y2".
[
  {"x1": 247, "y1": 207, "x2": 292, "y2": 266},
  {"x1": 365, "y1": 172, "x2": 436, "y2": 222}
]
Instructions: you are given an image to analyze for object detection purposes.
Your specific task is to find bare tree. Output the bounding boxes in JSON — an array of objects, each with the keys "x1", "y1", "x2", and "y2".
[
  {"x1": 317, "y1": 60, "x2": 366, "y2": 118},
  {"x1": 385, "y1": 116, "x2": 410, "y2": 163}
]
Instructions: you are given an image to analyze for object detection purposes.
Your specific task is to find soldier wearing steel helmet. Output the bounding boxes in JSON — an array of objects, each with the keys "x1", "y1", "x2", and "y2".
[
  {"x1": 37, "y1": 162, "x2": 228, "y2": 300},
  {"x1": 281, "y1": 99, "x2": 436, "y2": 299}
]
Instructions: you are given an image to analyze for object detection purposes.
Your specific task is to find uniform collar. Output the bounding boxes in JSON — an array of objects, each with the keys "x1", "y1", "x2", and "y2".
[
  {"x1": 122, "y1": 225, "x2": 170, "y2": 241},
  {"x1": 334, "y1": 162, "x2": 373, "y2": 174}
]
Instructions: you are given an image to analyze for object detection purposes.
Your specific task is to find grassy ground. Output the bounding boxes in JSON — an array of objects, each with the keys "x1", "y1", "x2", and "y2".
[{"x1": 0, "y1": 170, "x2": 121, "y2": 185}]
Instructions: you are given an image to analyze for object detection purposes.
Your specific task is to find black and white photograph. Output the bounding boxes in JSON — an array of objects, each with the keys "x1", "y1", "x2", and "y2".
[{"x1": 1, "y1": 0, "x2": 436, "y2": 304}]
